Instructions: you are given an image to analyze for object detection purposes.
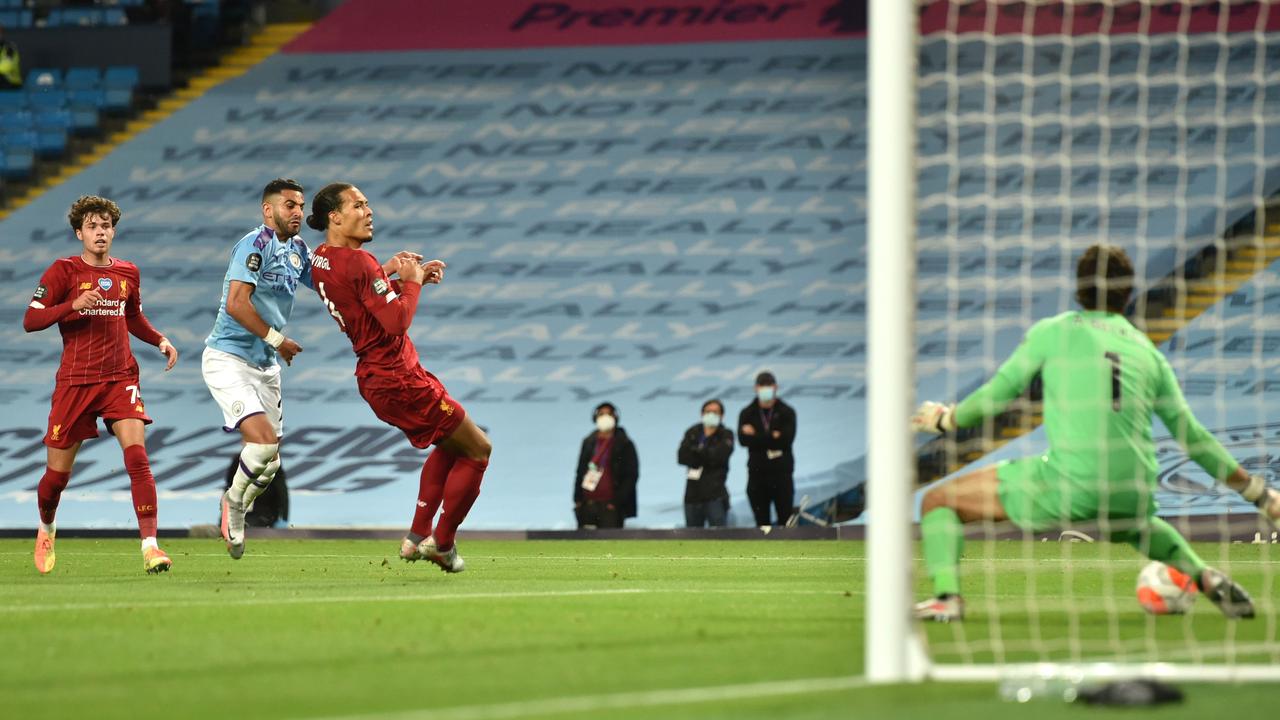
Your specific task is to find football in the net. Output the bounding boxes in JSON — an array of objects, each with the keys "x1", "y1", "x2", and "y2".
[{"x1": 1135, "y1": 561, "x2": 1197, "y2": 615}]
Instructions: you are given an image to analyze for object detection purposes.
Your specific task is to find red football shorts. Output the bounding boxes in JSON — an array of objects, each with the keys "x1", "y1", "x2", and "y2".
[
  {"x1": 45, "y1": 378, "x2": 153, "y2": 449},
  {"x1": 357, "y1": 366, "x2": 466, "y2": 449}
]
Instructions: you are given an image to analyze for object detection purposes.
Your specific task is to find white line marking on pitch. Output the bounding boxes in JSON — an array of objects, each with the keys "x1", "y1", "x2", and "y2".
[
  {"x1": 309, "y1": 675, "x2": 870, "y2": 720},
  {"x1": 0, "y1": 587, "x2": 851, "y2": 614}
]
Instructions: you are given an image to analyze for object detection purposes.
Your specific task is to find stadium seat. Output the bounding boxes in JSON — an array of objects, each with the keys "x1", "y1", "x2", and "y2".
[
  {"x1": 0, "y1": 109, "x2": 32, "y2": 130},
  {"x1": 102, "y1": 67, "x2": 138, "y2": 113},
  {"x1": 32, "y1": 125, "x2": 67, "y2": 158},
  {"x1": 69, "y1": 104, "x2": 99, "y2": 134},
  {"x1": 0, "y1": 90, "x2": 25, "y2": 111},
  {"x1": 103, "y1": 66, "x2": 139, "y2": 90},
  {"x1": 0, "y1": 9, "x2": 32, "y2": 28},
  {"x1": 26, "y1": 88, "x2": 66, "y2": 110},
  {"x1": 63, "y1": 67, "x2": 102, "y2": 91},
  {"x1": 101, "y1": 8, "x2": 128, "y2": 26},
  {"x1": 0, "y1": 144, "x2": 33, "y2": 179},
  {"x1": 47, "y1": 8, "x2": 106, "y2": 27},
  {"x1": 68, "y1": 87, "x2": 106, "y2": 109},
  {"x1": 25, "y1": 68, "x2": 61, "y2": 90}
]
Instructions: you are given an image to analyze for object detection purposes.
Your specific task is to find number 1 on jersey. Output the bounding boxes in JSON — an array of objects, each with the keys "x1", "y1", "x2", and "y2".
[
  {"x1": 1104, "y1": 352, "x2": 1121, "y2": 411},
  {"x1": 317, "y1": 281, "x2": 346, "y2": 330}
]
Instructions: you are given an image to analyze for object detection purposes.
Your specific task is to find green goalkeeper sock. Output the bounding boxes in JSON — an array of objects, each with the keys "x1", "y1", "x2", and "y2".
[
  {"x1": 922, "y1": 507, "x2": 964, "y2": 596},
  {"x1": 1112, "y1": 516, "x2": 1207, "y2": 580}
]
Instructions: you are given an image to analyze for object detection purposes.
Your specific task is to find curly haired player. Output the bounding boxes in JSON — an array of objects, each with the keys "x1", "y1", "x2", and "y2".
[{"x1": 23, "y1": 195, "x2": 178, "y2": 574}]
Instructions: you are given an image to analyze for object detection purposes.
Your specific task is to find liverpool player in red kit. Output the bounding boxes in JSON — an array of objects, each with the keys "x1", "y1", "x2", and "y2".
[
  {"x1": 23, "y1": 196, "x2": 179, "y2": 574},
  {"x1": 306, "y1": 183, "x2": 490, "y2": 573}
]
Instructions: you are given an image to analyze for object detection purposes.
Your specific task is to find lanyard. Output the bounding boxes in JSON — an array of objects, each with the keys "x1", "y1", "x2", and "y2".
[
  {"x1": 591, "y1": 436, "x2": 613, "y2": 467},
  {"x1": 759, "y1": 406, "x2": 774, "y2": 433}
]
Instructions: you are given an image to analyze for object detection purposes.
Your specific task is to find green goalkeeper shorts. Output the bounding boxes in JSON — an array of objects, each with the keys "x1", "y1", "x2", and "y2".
[{"x1": 996, "y1": 455, "x2": 1155, "y2": 532}]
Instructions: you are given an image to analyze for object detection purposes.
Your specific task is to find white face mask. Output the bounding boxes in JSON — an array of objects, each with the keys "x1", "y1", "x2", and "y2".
[
  {"x1": 595, "y1": 415, "x2": 616, "y2": 432},
  {"x1": 757, "y1": 386, "x2": 776, "y2": 403},
  {"x1": 702, "y1": 412, "x2": 721, "y2": 428}
]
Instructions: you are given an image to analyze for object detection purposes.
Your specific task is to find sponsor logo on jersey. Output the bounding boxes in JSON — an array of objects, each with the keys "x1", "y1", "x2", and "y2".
[
  {"x1": 97, "y1": 277, "x2": 113, "y2": 292},
  {"x1": 246, "y1": 253, "x2": 263, "y2": 272},
  {"x1": 289, "y1": 252, "x2": 302, "y2": 270},
  {"x1": 80, "y1": 282, "x2": 92, "y2": 290},
  {"x1": 32, "y1": 284, "x2": 46, "y2": 300},
  {"x1": 373, "y1": 278, "x2": 389, "y2": 296},
  {"x1": 439, "y1": 399, "x2": 455, "y2": 416}
]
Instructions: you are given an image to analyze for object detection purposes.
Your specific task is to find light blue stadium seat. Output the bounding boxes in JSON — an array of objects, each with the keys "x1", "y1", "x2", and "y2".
[
  {"x1": 69, "y1": 104, "x2": 99, "y2": 133},
  {"x1": 68, "y1": 87, "x2": 105, "y2": 109},
  {"x1": 0, "y1": 109, "x2": 31, "y2": 130},
  {"x1": 47, "y1": 8, "x2": 106, "y2": 27},
  {"x1": 26, "y1": 88, "x2": 66, "y2": 110},
  {"x1": 101, "y1": 67, "x2": 137, "y2": 113},
  {"x1": 103, "y1": 66, "x2": 139, "y2": 90},
  {"x1": 25, "y1": 68, "x2": 60, "y2": 89},
  {"x1": 0, "y1": 143, "x2": 33, "y2": 179},
  {"x1": 0, "y1": 9, "x2": 32, "y2": 27},
  {"x1": 33, "y1": 125, "x2": 67, "y2": 157},
  {"x1": 63, "y1": 67, "x2": 101, "y2": 91},
  {"x1": 0, "y1": 90, "x2": 24, "y2": 111}
]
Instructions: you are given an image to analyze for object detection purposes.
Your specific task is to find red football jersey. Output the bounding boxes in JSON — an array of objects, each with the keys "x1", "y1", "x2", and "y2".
[
  {"x1": 310, "y1": 244, "x2": 421, "y2": 377},
  {"x1": 29, "y1": 256, "x2": 147, "y2": 385}
]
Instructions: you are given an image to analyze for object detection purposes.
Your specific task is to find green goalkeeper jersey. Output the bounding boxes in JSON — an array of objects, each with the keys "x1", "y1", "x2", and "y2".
[{"x1": 954, "y1": 310, "x2": 1238, "y2": 490}]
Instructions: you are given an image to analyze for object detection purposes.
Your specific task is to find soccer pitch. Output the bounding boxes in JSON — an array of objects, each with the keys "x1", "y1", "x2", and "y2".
[{"x1": 1, "y1": 538, "x2": 1276, "y2": 719}]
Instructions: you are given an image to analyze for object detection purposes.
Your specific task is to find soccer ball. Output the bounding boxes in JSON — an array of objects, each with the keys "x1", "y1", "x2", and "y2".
[{"x1": 1135, "y1": 561, "x2": 1197, "y2": 615}]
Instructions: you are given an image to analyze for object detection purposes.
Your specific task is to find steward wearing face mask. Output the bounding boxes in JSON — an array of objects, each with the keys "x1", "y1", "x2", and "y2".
[
  {"x1": 574, "y1": 402, "x2": 639, "y2": 529},
  {"x1": 737, "y1": 371, "x2": 798, "y2": 527},
  {"x1": 677, "y1": 398, "x2": 735, "y2": 528}
]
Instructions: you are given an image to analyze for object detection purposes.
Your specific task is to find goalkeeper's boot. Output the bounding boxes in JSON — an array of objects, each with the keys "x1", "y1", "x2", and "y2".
[
  {"x1": 914, "y1": 595, "x2": 963, "y2": 622},
  {"x1": 143, "y1": 544, "x2": 172, "y2": 574},
  {"x1": 1200, "y1": 568, "x2": 1254, "y2": 619},
  {"x1": 399, "y1": 537, "x2": 423, "y2": 562},
  {"x1": 34, "y1": 526, "x2": 55, "y2": 575},
  {"x1": 419, "y1": 536, "x2": 466, "y2": 574},
  {"x1": 220, "y1": 490, "x2": 246, "y2": 560}
]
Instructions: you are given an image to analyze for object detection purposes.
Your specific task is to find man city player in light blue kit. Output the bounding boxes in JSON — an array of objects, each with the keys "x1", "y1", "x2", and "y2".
[{"x1": 204, "y1": 179, "x2": 312, "y2": 559}]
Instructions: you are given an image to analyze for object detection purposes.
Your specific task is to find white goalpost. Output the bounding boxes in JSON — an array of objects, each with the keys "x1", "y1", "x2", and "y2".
[{"x1": 867, "y1": 0, "x2": 1280, "y2": 686}]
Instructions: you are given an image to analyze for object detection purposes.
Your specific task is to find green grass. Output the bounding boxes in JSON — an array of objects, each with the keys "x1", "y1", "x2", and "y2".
[{"x1": 0, "y1": 538, "x2": 1277, "y2": 719}]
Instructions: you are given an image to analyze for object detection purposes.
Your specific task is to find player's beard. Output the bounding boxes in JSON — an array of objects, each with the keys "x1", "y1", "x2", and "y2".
[{"x1": 274, "y1": 210, "x2": 299, "y2": 240}]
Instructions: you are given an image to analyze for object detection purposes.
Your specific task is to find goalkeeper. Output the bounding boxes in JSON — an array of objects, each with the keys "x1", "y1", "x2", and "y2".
[{"x1": 911, "y1": 244, "x2": 1280, "y2": 622}]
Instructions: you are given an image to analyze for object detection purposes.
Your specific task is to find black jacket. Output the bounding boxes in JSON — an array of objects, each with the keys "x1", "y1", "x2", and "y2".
[
  {"x1": 574, "y1": 427, "x2": 639, "y2": 518},
  {"x1": 677, "y1": 424, "x2": 734, "y2": 504},
  {"x1": 737, "y1": 398, "x2": 797, "y2": 478}
]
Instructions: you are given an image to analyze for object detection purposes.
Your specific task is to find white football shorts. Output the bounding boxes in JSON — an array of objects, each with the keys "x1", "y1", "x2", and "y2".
[{"x1": 201, "y1": 346, "x2": 284, "y2": 436}]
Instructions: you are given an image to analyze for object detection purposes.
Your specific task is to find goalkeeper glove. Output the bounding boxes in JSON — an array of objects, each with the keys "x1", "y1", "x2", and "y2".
[
  {"x1": 910, "y1": 401, "x2": 956, "y2": 435},
  {"x1": 1239, "y1": 474, "x2": 1280, "y2": 528}
]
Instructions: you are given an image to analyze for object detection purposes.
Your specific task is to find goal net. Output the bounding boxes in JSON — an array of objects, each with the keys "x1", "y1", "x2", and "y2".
[{"x1": 869, "y1": 0, "x2": 1280, "y2": 685}]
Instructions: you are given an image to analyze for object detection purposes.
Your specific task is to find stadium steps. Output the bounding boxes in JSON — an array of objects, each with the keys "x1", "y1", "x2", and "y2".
[
  {"x1": 915, "y1": 200, "x2": 1280, "y2": 487},
  {"x1": 0, "y1": 22, "x2": 310, "y2": 221}
]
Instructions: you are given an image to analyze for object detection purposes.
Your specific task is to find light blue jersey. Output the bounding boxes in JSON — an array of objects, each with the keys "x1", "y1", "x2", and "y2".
[{"x1": 206, "y1": 225, "x2": 313, "y2": 368}]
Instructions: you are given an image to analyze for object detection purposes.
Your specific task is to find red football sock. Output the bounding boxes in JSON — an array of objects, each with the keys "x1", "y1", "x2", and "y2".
[
  {"x1": 37, "y1": 468, "x2": 71, "y2": 525},
  {"x1": 410, "y1": 448, "x2": 456, "y2": 539},
  {"x1": 434, "y1": 456, "x2": 487, "y2": 552},
  {"x1": 123, "y1": 445, "x2": 158, "y2": 538}
]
